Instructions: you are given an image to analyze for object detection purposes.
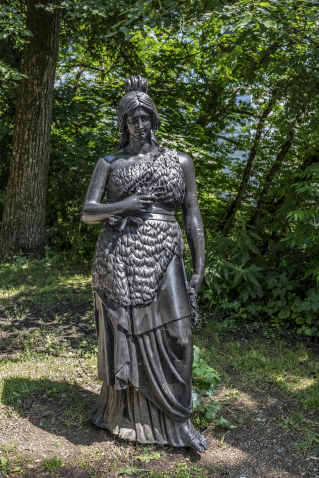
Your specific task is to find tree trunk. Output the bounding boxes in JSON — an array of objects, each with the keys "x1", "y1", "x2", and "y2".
[
  {"x1": 251, "y1": 105, "x2": 307, "y2": 232},
  {"x1": 0, "y1": 0, "x2": 60, "y2": 258},
  {"x1": 251, "y1": 132, "x2": 295, "y2": 232},
  {"x1": 220, "y1": 89, "x2": 278, "y2": 236}
]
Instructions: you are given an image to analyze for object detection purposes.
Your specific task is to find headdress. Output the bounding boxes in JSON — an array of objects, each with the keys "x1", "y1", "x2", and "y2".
[{"x1": 116, "y1": 74, "x2": 161, "y2": 150}]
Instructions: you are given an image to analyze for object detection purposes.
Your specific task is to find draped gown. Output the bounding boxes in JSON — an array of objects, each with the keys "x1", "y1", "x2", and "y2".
[{"x1": 89, "y1": 146, "x2": 198, "y2": 446}]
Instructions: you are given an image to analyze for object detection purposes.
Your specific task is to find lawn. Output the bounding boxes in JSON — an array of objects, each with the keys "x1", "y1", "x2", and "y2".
[{"x1": 0, "y1": 255, "x2": 319, "y2": 477}]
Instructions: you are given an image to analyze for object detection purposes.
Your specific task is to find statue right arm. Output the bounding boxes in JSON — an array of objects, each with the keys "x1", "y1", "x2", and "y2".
[
  {"x1": 81, "y1": 158, "x2": 157, "y2": 225},
  {"x1": 81, "y1": 158, "x2": 114, "y2": 225}
]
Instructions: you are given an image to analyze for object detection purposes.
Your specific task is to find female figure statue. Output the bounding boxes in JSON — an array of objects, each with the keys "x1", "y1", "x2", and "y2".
[{"x1": 81, "y1": 75, "x2": 207, "y2": 452}]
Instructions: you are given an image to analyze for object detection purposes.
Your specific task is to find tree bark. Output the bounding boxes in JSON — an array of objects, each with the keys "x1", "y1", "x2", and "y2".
[
  {"x1": 220, "y1": 89, "x2": 278, "y2": 236},
  {"x1": 0, "y1": 0, "x2": 60, "y2": 258}
]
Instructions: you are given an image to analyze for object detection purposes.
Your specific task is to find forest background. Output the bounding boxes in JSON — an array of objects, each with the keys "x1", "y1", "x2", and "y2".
[{"x1": 1, "y1": 0, "x2": 319, "y2": 339}]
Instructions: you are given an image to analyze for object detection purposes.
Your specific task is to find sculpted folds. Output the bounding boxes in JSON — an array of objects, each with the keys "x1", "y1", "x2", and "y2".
[{"x1": 81, "y1": 74, "x2": 207, "y2": 452}]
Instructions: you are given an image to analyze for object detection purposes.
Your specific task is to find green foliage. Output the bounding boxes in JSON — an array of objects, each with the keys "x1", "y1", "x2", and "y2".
[
  {"x1": 200, "y1": 222, "x2": 319, "y2": 337},
  {"x1": 2, "y1": 0, "x2": 319, "y2": 334},
  {"x1": 115, "y1": 465, "x2": 145, "y2": 476},
  {"x1": 192, "y1": 345, "x2": 221, "y2": 421},
  {"x1": 42, "y1": 456, "x2": 63, "y2": 471},
  {"x1": 0, "y1": 456, "x2": 19, "y2": 478}
]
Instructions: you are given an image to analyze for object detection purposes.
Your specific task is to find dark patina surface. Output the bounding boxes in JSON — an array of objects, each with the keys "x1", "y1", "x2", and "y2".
[{"x1": 81, "y1": 74, "x2": 207, "y2": 452}]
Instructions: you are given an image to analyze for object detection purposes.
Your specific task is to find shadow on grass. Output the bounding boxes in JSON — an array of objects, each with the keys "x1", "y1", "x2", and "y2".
[
  {"x1": 1, "y1": 377, "x2": 206, "y2": 476},
  {"x1": 2, "y1": 377, "x2": 319, "y2": 477},
  {"x1": 2, "y1": 376, "x2": 113, "y2": 447},
  {"x1": 0, "y1": 286, "x2": 96, "y2": 360}
]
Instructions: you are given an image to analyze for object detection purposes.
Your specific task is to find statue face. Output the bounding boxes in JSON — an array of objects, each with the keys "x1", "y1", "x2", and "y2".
[{"x1": 126, "y1": 107, "x2": 152, "y2": 141}]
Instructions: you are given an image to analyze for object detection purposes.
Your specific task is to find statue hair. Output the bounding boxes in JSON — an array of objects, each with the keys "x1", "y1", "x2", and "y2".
[{"x1": 117, "y1": 74, "x2": 161, "y2": 150}]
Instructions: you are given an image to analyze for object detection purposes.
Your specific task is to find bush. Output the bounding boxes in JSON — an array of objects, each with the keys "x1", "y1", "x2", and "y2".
[{"x1": 199, "y1": 222, "x2": 319, "y2": 337}]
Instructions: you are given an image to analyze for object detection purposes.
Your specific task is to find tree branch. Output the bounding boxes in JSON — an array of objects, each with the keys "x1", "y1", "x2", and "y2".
[
  {"x1": 252, "y1": 134, "x2": 296, "y2": 232},
  {"x1": 251, "y1": 105, "x2": 307, "y2": 232},
  {"x1": 70, "y1": 63, "x2": 103, "y2": 72},
  {"x1": 229, "y1": 109, "x2": 258, "y2": 118},
  {"x1": 217, "y1": 135, "x2": 244, "y2": 147},
  {"x1": 220, "y1": 87, "x2": 279, "y2": 235}
]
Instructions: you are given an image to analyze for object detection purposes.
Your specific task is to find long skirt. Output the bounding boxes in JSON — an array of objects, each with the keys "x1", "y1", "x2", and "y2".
[{"x1": 89, "y1": 292, "x2": 197, "y2": 447}]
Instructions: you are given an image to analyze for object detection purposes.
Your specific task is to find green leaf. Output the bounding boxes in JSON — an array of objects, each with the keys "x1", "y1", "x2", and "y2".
[
  {"x1": 249, "y1": 232, "x2": 262, "y2": 241},
  {"x1": 241, "y1": 252, "x2": 249, "y2": 265},
  {"x1": 112, "y1": 20, "x2": 125, "y2": 29},
  {"x1": 193, "y1": 345, "x2": 200, "y2": 364},
  {"x1": 104, "y1": 31, "x2": 119, "y2": 38},
  {"x1": 192, "y1": 389, "x2": 201, "y2": 408},
  {"x1": 232, "y1": 271, "x2": 242, "y2": 288},
  {"x1": 119, "y1": 27, "x2": 130, "y2": 34},
  {"x1": 220, "y1": 24, "x2": 234, "y2": 35},
  {"x1": 150, "y1": 7, "x2": 156, "y2": 19},
  {"x1": 249, "y1": 243, "x2": 261, "y2": 255},
  {"x1": 262, "y1": 20, "x2": 277, "y2": 28},
  {"x1": 136, "y1": 1, "x2": 145, "y2": 10},
  {"x1": 218, "y1": 416, "x2": 232, "y2": 428},
  {"x1": 247, "y1": 272, "x2": 259, "y2": 286},
  {"x1": 119, "y1": 6, "x2": 134, "y2": 16},
  {"x1": 234, "y1": 16, "x2": 252, "y2": 29},
  {"x1": 278, "y1": 309, "x2": 291, "y2": 319}
]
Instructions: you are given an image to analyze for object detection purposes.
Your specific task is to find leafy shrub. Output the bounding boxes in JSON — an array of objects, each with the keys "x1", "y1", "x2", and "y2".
[
  {"x1": 192, "y1": 345, "x2": 221, "y2": 420},
  {"x1": 199, "y1": 222, "x2": 319, "y2": 337}
]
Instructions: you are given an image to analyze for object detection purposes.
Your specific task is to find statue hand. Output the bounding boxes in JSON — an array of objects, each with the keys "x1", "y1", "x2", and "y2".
[
  {"x1": 117, "y1": 195, "x2": 157, "y2": 215},
  {"x1": 189, "y1": 273, "x2": 203, "y2": 295}
]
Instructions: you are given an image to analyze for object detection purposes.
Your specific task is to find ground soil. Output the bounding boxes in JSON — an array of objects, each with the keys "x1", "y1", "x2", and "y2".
[{"x1": 1, "y1": 290, "x2": 319, "y2": 477}]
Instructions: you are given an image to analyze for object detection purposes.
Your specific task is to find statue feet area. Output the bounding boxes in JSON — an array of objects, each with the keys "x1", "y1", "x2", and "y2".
[
  {"x1": 114, "y1": 426, "x2": 208, "y2": 453},
  {"x1": 188, "y1": 432, "x2": 209, "y2": 453}
]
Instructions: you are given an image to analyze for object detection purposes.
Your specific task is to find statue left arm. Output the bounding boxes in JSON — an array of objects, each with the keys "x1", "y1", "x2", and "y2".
[{"x1": 179, "y1": 152, "x2": 205, "y2": 294}]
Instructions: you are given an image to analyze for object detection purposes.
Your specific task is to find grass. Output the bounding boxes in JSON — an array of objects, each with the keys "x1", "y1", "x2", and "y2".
[
  {"x1": 0, "y1": 254, "x2": 319, "y2": 476},
  {"x1": 197, "y1": 330, "x2": 319, "y2": 410},
  {"x1": 114, "y1": 464, "x2": 207, "y2": 477},
  {"x1": 43, "y1": 455, "x2": 63, "y2": 471}
]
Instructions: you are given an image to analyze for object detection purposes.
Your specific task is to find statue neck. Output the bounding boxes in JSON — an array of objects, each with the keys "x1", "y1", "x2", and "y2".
[{"x1": 129, "y1": 134, "x2": 156, "y2": 155}]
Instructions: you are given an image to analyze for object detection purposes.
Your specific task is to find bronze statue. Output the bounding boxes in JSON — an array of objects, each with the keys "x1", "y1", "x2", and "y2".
[{"x1": 81, "y1": 75, "x2": 207, "y2": 452}]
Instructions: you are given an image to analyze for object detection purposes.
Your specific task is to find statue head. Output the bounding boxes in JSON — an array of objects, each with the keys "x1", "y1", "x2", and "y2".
[{"x1": 117, "y1": 74, "x2": 161, "y2": 150}]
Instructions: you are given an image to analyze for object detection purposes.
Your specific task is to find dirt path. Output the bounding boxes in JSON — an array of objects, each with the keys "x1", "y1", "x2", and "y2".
[
  {"x1": 1, "y1": 371, "x2": 318, "y2": 477},
  {"x1": 0, "y1": 264, "x2": 318, "y2": 477}
]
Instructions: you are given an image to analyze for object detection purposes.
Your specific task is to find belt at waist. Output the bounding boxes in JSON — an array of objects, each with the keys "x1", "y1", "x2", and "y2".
[
  {"x1": 109, "y1": 212, "x2": 176, "y2": 230},
  {"x1": 133, "y1": 212, "x2": 176, "y2": 222}
]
